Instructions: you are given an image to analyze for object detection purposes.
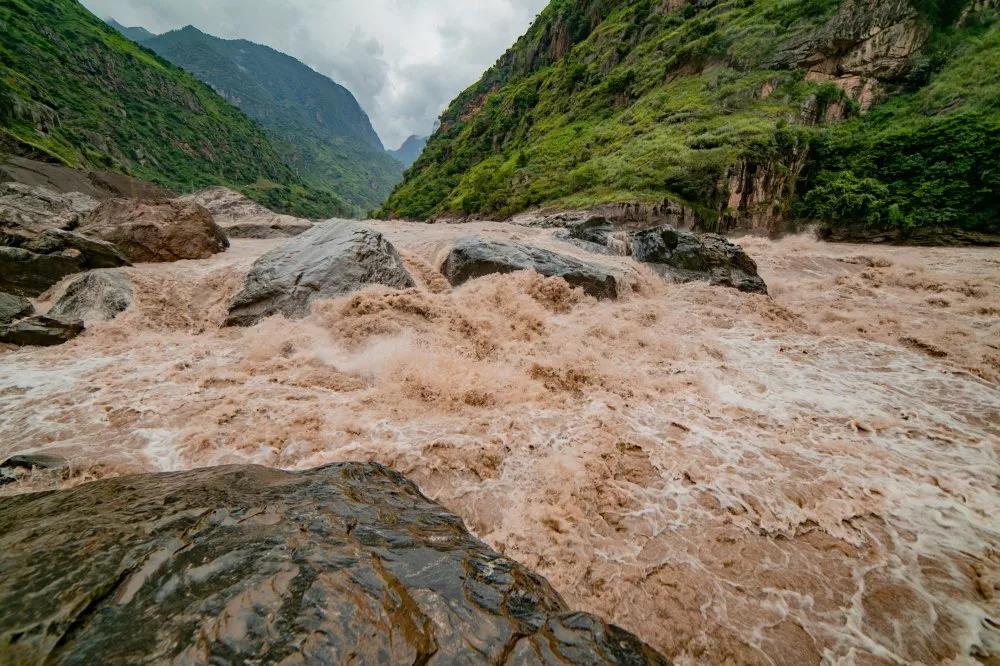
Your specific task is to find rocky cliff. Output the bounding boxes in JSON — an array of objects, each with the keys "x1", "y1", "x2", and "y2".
[{"x1": 380, "y1": 0, "x2": 998, "y2": 241}]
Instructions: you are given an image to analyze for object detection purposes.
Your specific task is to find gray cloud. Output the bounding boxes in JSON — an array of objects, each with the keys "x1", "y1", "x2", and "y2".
[{"x1": 80, "y1": 0, "x2": 548, "y2": 148}]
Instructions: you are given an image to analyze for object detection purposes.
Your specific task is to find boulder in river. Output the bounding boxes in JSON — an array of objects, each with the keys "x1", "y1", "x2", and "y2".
[
  {"x1": 0, "y1": 462, "x2": 669, "y2": 664},
  {"x1": 225, "y1": 221, "x2": 415, "y2": 327},
  {"x1": 0, "y1": 314, "x2": 83, "y2": 346},
  {"x1": 0, "y1": 292, "x2": 33, "y2": 326},
  {"x1": 0, "y1": 452, "x2": 68, "y2": 486},
  {"x1": 440, "y1": 236, "x2": 620, "y2": 299},
  {"x1": 565, "y1": 220, "x2": 768, "y2": 294},
  {"x1": 0, "y1": 230, "x2": 129, "y2": 297},
  {"x1": 48, "y1": 270, "x2": 133, "y2": 324},
  {"x1": 180, "y1": 186, "x2": 314, "y2": 238},
  {"x1": 80, "y1": 199, "x2": 228, "y2": 263}
]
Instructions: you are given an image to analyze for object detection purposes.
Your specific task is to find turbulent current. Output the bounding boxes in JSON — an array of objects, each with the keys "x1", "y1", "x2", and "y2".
[{"x1": 1, "y1": 221, "x2": 998, "y2": 665}]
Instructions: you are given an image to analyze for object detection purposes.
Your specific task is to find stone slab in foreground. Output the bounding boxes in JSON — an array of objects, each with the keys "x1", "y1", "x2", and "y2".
[{"x1": 0, "y1": 463, "x2": 669, "y2": 665}]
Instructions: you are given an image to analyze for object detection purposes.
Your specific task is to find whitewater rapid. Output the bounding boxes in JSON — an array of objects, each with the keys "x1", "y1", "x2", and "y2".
[{"x1": 1, "y1": 223, "x2": 998, "y2": 664}]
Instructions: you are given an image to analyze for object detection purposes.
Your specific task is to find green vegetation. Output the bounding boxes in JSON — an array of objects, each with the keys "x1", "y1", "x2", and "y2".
[
  {"x1": 0, "y1": 0, "x2": 350, "y2": 218},
  {"x1": 380, "y1": 0, "x2": 997, "y2": 236},
  {"x1": 800, "y1": 15, "x2": 999, "y2": 232},
  {"x1": 140, "y1": 26, "x2": 403, "y2": 212}
]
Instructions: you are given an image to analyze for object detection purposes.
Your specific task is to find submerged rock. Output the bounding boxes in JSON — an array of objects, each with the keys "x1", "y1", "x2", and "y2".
[
  {"x1": 81, "y1": 199, "x2": 229, "y2": 263},
  {"x1": 180, "y1": 186, "x2": 314, "y2": 238},
  {"x1": 0, "y1": 463, "x2": 668, "y2": 665},
  {"x1": 225, "y1": 221, "x2": 414, "y2": 327},
  {"x1": 48, "y1": 270, "x2": 133, "y2": 323},
  {"x1": 0, "y1": 292, "x2": 33, "y2": 326},
  {"x1": 0, "y1": 453, "x2": 67, "y2": 486},
  {"x1": 564, "y1": 221, "x2": 768, "y2": 294},
  {"x1": 441, "y1": 236, "x2": 620, "y2": 299},
  {"x1": 0, "y1": 314, "x2": 83, "y2": 346}
]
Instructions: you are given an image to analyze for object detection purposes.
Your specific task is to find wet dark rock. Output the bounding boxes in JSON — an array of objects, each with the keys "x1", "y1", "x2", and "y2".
[
  {"x1": 0, "y1": 453, "x2": 68, "y2": 486},
  {"x1": 0, "y1": 230, "x2": 129, "y2": 297},
  {"x1": 0, "y1": 292, "x2": 33, "y2": 326},
  {"x1": 80, "y1": 199, "x2": 228, "y2": 263},
  {"x1": 564, "y1": 222, "x2": 768, "y2": 294},
  {"x1": 225, "y1": 221, "x2": 414, "y2": 327},
  {"x1": 48, "y1": 270, "x2": 133, "y2": 323},
  {"x1": 0, "y1": 314, "x2": 84, "y2": 347},
  {"x1": 0, "y1": 463, "x2": 669, "y2": 665},
  {"x1": 441, "y1": 236, "x2": 620, "y2": 299}
]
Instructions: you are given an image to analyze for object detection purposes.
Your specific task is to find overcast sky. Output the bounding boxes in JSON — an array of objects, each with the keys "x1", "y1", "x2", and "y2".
[{"x1": 80, "y1": 0, "x2": 548, "y2": 148}]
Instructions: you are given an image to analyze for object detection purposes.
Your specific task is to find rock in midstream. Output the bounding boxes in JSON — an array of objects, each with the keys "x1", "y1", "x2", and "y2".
[
  {"x1": 440, "y1": 236, "x2": 620, "y2": 299},
  {"x1": 0, "y1": 314, "x2": 83, "y2": 347},
  {"x1": 180, "y1": 186, "x2": 315, "y2": 239},
  {"x1": 0, "y1": 229, "x2": 130, "y2": 297},
  {"x1": 0, "y1": 462, "x2": 670, "y2": 665},
  {"x1": 0, "y1": 292, "x2": 33, "y2": 326},
  {"x1": 47, "y1": 269, "x2": 133, "y2": 324},
  {"x1": 225, "y1": 221, "x2": 415, "y2": 327},
  {"x1": 564, "y1": 219, "x2": 768, "y2": 294}
]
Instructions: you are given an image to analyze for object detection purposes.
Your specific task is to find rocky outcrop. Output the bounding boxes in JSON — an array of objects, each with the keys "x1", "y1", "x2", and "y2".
[
  {"x1": 0, "y1": 463, "x2": 669, "y2": 665},
  {"x1": 0, "y1": 292, "x2": 33, "y2": 326},
  {"x1": 0, "y1": 230, "x2": 129, "y2": 297},
  {"x1": 225, "y1": 222, "x2": 414, "y2": 327},
  {"x1": 441, "y1": 237, "x2": 620, "y2": 299},
  {"x1": 776, "y1": 0, "x2": 929, "y2": 109},
  {"x1": 80, "y1": 199, "x2": 228, "y2": 263},
  {"x1": 0, "y1": 314, "x2": 83, "y2": 346},
  {"x1": 564, "y1": 219, "x2": 768, "y2": 294},
  {"x1": 0, "y1": 155, "x2": 175, "y2": 201},
  {"x1": 48, "y1": 270, "x2": 133, "y2": 323},
  {"x1": 0, "y1": 182, "x2": 99, "y2": 245},
  {"x1": 512, "y1": 200, "x2": 699, "y2": 230},
  {"x1": 716, "y1": 152, "x2": 808, "y2": 233},
  {"x1": 181, "y1": 186, "x2": 314, "y2": 238}
]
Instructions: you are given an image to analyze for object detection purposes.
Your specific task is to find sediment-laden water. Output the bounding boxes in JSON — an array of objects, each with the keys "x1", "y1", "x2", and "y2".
[{"x1": 2, "y1": 223, "x2": 998, "y2": 664}]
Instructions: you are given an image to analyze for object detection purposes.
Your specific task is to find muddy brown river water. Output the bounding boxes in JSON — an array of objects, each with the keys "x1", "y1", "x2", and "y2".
[{"x1": 1, "y1": 222, "x2": 998, "y2": 665}]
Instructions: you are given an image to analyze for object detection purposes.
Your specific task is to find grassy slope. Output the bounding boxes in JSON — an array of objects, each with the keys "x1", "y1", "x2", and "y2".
[
  {"x1": 380, "y1": 0, "x2": 996, "y2": 234},
  {"x1": 142, "y1": 27, "x2": 403, "y2": 212},
  {"x1": 0, "y1": 0, "x2": 350, "y2": 218}
]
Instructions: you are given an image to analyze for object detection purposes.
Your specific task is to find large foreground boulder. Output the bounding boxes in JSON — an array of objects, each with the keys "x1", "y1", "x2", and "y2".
[
  {"x1": 0, "y1": 314, "x2": 83, "y2": 346},
  {"x1": 0, "y1": 230, "x2": 129, "y2": 297},
  {"x1": 0, "y1": 292, "x2": 33, "y2": 326},
  {"x1": 0, "y1": 463, "x2": 669, "y2": 665},
  {"x1": 80, "y1": 199, "x2": 228, "y2": 263},
  {"x1": 181, "y1": 186, "x2": 314, "y2": 238},
  {"x1": 48, "y1": 270, "x2": 133, "y2": 324},
  {"x1": 225, "y1": 222, "x2": 415, "y2": 327},
  {"x1": 0, "y1": 182, "x2": 99, "y2": 246},
  {"x1": 565, "y1": 220, "x2": 767, "y2": 294},
  {"x1": 441, "y1": 237, "x2": 620, "y2": 299}
]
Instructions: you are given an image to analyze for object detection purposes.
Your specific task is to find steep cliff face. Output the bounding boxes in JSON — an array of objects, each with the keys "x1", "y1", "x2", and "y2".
[{"x1": 381, "y1": 0, "x2": 997, "y2": 238}]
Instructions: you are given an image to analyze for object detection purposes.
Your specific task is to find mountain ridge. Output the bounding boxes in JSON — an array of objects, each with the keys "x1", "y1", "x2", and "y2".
[
  {"x1": 388, "y1": 134, "x2": 428, "y2": 168},
  {"x1": 139, "y1": 24, "x2": 404, "y2": 211},
  {"x1": 379, "y1": 0, "x2": 998, "y2": 239}
]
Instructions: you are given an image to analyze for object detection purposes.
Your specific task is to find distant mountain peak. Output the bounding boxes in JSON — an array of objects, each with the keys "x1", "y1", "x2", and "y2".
[
  {"x1": 105, "y1": 18, "x2": 156, "y2": 43},
  {"x1": 387, "y1": 135, "x2": 428, "y2": 168}
]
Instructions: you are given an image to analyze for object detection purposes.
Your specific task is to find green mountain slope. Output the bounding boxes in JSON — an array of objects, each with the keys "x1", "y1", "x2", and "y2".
[
  {"x1": 141, "y1": 26, "x2": 404, "y2": 212},
  {"x1": 0, "y1": 0, "x2": 348, "y2": 219},
  {"x1": 380, "y1": 0, "x2": 998, "y2": 237}
]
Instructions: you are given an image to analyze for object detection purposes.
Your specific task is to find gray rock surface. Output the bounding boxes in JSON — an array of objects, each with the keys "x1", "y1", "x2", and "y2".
[
  {"x1": 180, "y1": 186, "x2": 314, "y2": 238},
  {"x1": 0, "y1": 463, "x2": 669, "y2": 665},
  {"x1": 225, "y1": 221, "x2": 414, "y2": 327},
  {"x1": 48, "y1": 270, "x2": 133, "y2": 323},
  {"x1": 0, "y1": 230, "x2": 129, "y2": 297},
  {"x1": 0, "y1": 314, "x2": 83, "y2": 346},
  {"x1": 564, "y1": 221, "x2": 768, "y2": 294},
  {"x1": 440, "y1": 237, "x2": 620, "y2": 299},
  {"x1": 0, "y1": 292, "x2": 33, "y2": 326},
  {"x1": 1, "y1": 156, "x2": 175, "y2": 201},
  {"x1": 80, "y1": 199, "x2": 229, "y2": 263},
  {"x1": 0, "y1": 182, "x2": 99, "y2": 246},
  {"x1": 0, "y1": 453, "x2": 67, "y2": 486}
]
